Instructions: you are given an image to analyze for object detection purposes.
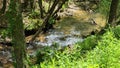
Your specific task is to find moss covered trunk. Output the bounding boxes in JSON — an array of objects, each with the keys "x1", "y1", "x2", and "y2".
[{"x1": 8, "y1": 0, "x2": 26, "y2": 68}]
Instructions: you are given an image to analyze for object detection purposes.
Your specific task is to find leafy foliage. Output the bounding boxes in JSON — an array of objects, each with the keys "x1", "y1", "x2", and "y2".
[
  {"x1": 80, "y1": 35, "x2": 97, "y2": 50},
  {"x1": 24, "y1": 19, "x2": 43, "y2": 30},
  {"x1": 113, "y1": 25, "x2": 120, "y2": 38},
  {"x1": 0, "y1": 29, "x2": 11, "y2": 39},
  {"x1": 24, "y1": 11, "x2": 43, "y2": 30},
  {"x1": 31, "y1": 26, "x2": 120, "y2": 68},
  {"x1": 85, "y1": 30, "x2": 120, "y2": 68},
  {"x1": 28, "y1": 11, "x2": 40, "y2": 19}
]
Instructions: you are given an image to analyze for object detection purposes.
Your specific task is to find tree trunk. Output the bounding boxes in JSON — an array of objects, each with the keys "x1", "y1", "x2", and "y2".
[
  {"x1": 38, "y1": 0, "x2": 44, "y2": 18},
  {"x1": 30, "y1": 0, "x2": 35, "y2": 11},
  {"x1": 0, "y1": 0, "x2": 6, "y2": 14},
  {"x1": 8, "y1": 0, "x2": 27, "y2": 68},
  {"x1": 21, "y1": 0, "x2": 29, "y2": 11},
  {"x1": 52, "y1": 0, "x2": 68, "y2": 17},
  {"x1": 108, "y1": 0, "x2": 119, "y2": 26}
]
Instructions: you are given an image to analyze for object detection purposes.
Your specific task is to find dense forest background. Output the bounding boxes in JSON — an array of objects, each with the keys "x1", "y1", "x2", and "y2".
[{"x1": 0, "y1": 0, "x2": 120, "y2": 68}]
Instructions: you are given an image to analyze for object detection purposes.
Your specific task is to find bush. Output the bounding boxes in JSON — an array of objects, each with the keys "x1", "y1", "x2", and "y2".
[
  {"x1": 31, "y1": 27, "x2": 120, "y2": 68},
  {"x1": 85, "y1": 30, "x2": 120, "y2": 68},
  {"x1": 80, "y1": 35, "x2": 97, "y2": 50},
  {"x1": 113, "y1": 25, "x2": 120, "y2": 38}
]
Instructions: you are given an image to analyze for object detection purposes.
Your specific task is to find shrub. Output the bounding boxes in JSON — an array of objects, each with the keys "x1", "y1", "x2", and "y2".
[
  {"x1": 31, "y1": 28, "x2": 120, "y2": 68},
  {"x1": 113, "y1": 25, "x2": 120, "y2": 38},
  {"x1": 85, "y1": 30, "x2": 120, "y2": 68}
]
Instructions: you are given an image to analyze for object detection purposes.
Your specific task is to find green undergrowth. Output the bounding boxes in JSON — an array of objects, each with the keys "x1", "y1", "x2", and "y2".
[
  {"x1": 31, "y1": 25, "x2": 120, "y2": 68},
  {"x1": 24, "y1": 10, "x2": 43, "y2": 30}
]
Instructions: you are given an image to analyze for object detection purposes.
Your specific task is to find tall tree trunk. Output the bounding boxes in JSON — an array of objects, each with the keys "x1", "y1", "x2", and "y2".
[
  {"x1": 21, "y1": 0, "x2": 29, "y2": 11},
  {"x1": 8, "y1": 0, "x2": 27, "y2": 68},
  {"x1": 108, "y1": 0, "x2": 119, "y2": 26},
  {"x1": 0, "y1": 0, "x2": 6, "y2": 14},
  {"x1": 38, "y1": 0, "x2": 44, "y2": 18},
  {"x1": 30, "y1": 0, "x2": 35, "y2": 11}
]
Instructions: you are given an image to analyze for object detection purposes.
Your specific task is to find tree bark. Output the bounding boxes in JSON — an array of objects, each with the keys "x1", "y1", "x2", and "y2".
[
  {"x1": 47, "y1": 0, "x2": 59, "y2": 14},
  {"x1": 52, "y1": 0, "x2": 68, "y2": 17},
  {"x1": 48, "y1": 0, "x2": 52, "y2": 12},
  {"x1": 30, "y1": 0, "x2": 35, "y2": 11},
  {"x1": 38, "y1": 0, "x2": 44, "y2": 18},
  {"x1": 108, "y1": 0, "x2": 119, "y2": 26},
  {"x1": 21, "y1": 0, "x2": 29, "y2": 11},
  {"x1": 0, "y1": 0, "x2": 6, "y2": 14},
  {"x1": 8, "y1": 0, "x2": 27, "y2": 68}
]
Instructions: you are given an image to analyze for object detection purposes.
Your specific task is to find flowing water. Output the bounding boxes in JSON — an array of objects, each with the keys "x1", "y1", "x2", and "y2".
[{"x1": 35, "y1": 27, "x2": 83, "y2": 46}]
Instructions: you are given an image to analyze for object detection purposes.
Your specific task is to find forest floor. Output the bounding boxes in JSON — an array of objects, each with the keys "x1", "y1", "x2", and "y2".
[{"x1": 0, "y1": 2, "x2": 106, "y2": 68}]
